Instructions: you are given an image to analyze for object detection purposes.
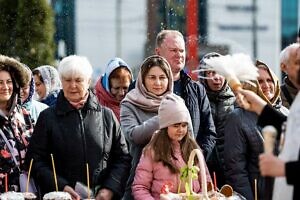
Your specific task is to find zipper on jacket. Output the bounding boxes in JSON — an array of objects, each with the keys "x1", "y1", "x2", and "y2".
[{"x1": 78, "y1": 110, "x2": 87, "y2": 167}]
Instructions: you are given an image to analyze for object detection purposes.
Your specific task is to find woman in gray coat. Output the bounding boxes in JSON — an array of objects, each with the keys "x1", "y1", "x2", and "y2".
[{"x1": 120, "y1": 55, "x2": 173, "y2": 200}]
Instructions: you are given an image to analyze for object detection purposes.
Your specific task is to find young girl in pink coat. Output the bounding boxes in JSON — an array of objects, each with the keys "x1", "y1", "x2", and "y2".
[{"x1": 132, "y1": 94, "x2": 212, "y2": 200}]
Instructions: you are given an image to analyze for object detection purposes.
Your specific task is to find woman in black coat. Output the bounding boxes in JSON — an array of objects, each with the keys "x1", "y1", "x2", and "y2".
[
  {"x1": 237, "y1": 88, "x2": 299, "y2": 200},
  {"x1": 26, "y1": 55, "x2": 131, "y2": 200}
]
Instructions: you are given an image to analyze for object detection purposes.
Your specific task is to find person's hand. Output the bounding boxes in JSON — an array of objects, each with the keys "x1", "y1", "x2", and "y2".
[
  {"x1": 236, "y1": 89, "x2": 267, "y2": 115},
  {"x1": 63, "y1": 185, "x2": 80, "y2": 200},
  {"x1": 259, "y1": 153, "x2": 285, "y2": 177},
  {"x1": 96, "y1": 188, "x2": 113, "y2": 200}
]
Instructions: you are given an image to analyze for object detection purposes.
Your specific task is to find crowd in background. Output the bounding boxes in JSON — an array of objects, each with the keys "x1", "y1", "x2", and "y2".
[{"x1": 0, "y1": 28, "x2": 299, "y2": 200}]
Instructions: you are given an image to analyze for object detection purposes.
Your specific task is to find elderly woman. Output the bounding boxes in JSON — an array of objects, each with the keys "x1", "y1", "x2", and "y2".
[
  {"x1": 20, "y1": 66, "x2": 48, "y2": 124},
  {"x1": 0, "y1": 55, "x2": 33, "y2": 192},
  {"x1": 26, "y1": 55, "x2": 131, "y2": 200},
  {"x1": 120, "y1": 55, "x2": 173, "y2": 199},
  {"x1": 32, "y1": 65, "x2": 61, "y2": 106},
  {"x1": 95, "y1": 57, "x2": 133, "y2": 121}
]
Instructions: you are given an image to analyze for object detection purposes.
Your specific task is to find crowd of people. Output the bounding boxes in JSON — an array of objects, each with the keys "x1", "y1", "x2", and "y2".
[{"x1": 0, "y1": 28, "x2": 299, "y2": 200}]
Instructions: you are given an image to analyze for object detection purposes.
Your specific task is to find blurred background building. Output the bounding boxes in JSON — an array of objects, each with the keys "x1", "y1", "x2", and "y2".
[{"x1": 50, "y1": 0, "x2": 299, "y2": 80}]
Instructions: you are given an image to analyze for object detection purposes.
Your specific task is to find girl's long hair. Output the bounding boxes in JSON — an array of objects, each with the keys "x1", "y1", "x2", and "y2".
[{"x1": 143, "y1": 128, "x2": 200, "y2": 174}]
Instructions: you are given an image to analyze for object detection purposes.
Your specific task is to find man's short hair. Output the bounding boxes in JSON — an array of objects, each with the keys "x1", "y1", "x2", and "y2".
[
  {"x1": 279, "y1": 43, "x2": 300, "y2": 64},
  {"x1": 155, "y1": 30, "x2": 184, "y2": 48}
]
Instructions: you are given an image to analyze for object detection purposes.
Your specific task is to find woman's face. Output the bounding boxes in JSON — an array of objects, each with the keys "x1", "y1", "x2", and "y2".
[
  {"x1": 34, "y1": 74, "x2": 46, "y2": 99},
  {"x1": 110, "y1": 77, "x2": 131, "y2": 102},
  {"x1": 0, "y1": 71, "x2": 13, "y2": 104},
  {"x1": 167, "y1": 122, "x2": 188, "y2": 141},
  {"x1": 257, "y1": 68, "x2": 275, "y2": 100},
  {"x1": 20, "y1": 82, "x2": 30, "y2": 103},
  {"x1": 144, "y1": 66, "x2": 168, "y2": 96},
  {"x1": 61, "y1": 75, "x2": 91, "y2": 102}
]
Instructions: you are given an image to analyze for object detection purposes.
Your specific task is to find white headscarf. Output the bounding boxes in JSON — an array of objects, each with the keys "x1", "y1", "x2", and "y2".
[{"x1": 34, "y1": 65, "x2": 61, "y2": 100}]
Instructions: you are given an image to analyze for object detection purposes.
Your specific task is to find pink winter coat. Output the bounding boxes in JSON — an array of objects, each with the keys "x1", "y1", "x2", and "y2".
[{"x1": 132, "y1": 142, "x2": 212, "y2": 200}]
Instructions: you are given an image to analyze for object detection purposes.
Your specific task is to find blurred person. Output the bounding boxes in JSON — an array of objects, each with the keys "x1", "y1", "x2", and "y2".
[
  {"x1": 224, "y1": 60, "x2": 289, "y2": 200},
  {"x1": 132, "y1": 94, "x2": 212, "y2": 200},
  {"x1": 199, "y1": 52, "x2": 236, "y2": 188},
  {"x1": 237, "y1": 45, "x2": 300, "y2": 200},
  {"x1": 32, "y1": 65, "x2": 61, "y2": 106},
  {"x1": 155, "y1": 30, "x2": 216, "y2": 160},
  {"x1": 238, "y1": 87, "x2": 299, "y2": 200},
  {"x1": 120, "y1": 55, "x2": 173, "y2": 200},
  {"x1": 26, "y1": 55, "x2": 131, "y2": 200},
  {"x1": 280, "y1": 43, "x2": 300, "y2": 108},
  {"x1": 0, "y1": 55, "x2": 34, "y2": 192},
  {"x1": 297, "y1": 27, "x2": 300, "y2": 43},
  {"x1": 20, "y1": 65, "x2": 48, "y2": 124},
  {"x1": 95, "y1": 57, "x2": 133, "y2": 121}
]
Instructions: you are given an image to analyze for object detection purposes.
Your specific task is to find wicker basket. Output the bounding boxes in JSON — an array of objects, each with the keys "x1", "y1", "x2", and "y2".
[{"x1": 160, "y1": 149, "x2": 245, "y2": 200}]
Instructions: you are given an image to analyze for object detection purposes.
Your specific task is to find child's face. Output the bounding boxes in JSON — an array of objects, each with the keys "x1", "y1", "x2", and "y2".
[{"x1": 167, "y1": 122, "x2": 188, "y2": 141}]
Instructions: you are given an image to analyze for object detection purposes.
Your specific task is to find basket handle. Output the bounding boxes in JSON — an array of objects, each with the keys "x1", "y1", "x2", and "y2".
[{"x1": 187, "y1": 149, "x2": 210, "y2": 199}]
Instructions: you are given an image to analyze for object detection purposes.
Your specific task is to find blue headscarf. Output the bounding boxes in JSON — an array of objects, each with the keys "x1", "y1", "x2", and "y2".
[{"x1": 101, "y1": 57, "x2": 132, "y2": 92}]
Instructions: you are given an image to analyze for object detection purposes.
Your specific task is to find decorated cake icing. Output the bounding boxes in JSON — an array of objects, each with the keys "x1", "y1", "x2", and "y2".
[
  {"x1": 0, "y1": 191, "x2": 25, "y2": 200},
  {"x1": 43, "y1": 192, "x2": 72, "y2": 200}
]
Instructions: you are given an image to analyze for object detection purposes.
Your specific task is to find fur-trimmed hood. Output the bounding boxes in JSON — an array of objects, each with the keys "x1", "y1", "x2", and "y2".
[{"x1": 0, "y1": 55, "x2": 30, "y2": 88}]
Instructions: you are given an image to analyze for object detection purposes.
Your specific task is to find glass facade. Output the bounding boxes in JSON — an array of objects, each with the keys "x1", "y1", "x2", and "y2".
[
  {"x1": 51, "y1": 0, "x2": 75, "y2": 59},
  {"x1": 281, "y1": 0, "x2": 299, "y2": 48}
]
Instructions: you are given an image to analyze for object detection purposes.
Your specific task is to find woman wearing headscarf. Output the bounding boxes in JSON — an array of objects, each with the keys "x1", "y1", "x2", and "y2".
[
  {"x1": 95, "y1": 57, "x2": 133, "y2": 121},
  {"x1": 26, "y1": 55, "x2": 131, "y2": 200},
  {"x1": 120, "y1": 55, "x2": 173, "y2": 199},
  {"x1": 0, "y1": 55, "x2": 34, "y2": 192},
  {"x1": 20, "y1": 66, "x2": 48, "y2": 124},
  {"x1": 32, "y1": 65, "x2": 61, "y2": 106},
  {"x1": 224, "y1": 60, "x2": 289, "y2": 200}
]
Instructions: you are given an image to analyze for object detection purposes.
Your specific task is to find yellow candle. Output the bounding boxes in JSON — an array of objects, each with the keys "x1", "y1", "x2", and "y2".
[
  {"x1": 254, "y1": 179, "x2": 257, "y2": 200},
  {"x1": 50, "y1": 154, "x2": 58, "y2": 191},
  {"x1": 26, "y1": 159, "x2": 34, "y2": 193},
  {"x1": 86, "y1": 163, "x2": 90, "y2": 199}
]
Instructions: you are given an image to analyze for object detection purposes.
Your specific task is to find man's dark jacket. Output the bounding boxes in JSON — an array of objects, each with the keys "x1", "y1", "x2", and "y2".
[{"x1": 179, "y1": 71, "x2": 216, "y2": 159}]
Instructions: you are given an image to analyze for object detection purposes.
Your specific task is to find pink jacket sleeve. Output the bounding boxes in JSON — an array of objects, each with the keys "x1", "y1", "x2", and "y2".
[{"x1": 132, "y1": 151, "x2": 155, "y2": 200}]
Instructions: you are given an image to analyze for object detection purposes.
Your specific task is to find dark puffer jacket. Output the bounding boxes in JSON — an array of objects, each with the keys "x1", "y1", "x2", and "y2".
[
  {"x1": 280, "y1": 76, "x2": 298, "y2": 109},
  {"x1": 26, "y1": 90, "x2": 131, "y2": 199},
  {"x1": 204, "y1": 83, "x2": 236, "y2": 187},
  {"x1": 224, "y1": 61, "x2": 289, "y2": 200},
  {"x1": 224, "y1": 109, "x2": 263, "y2": 200},
  {"x1": 179, "y1": 71, "x2": 216, "y2": 159}
]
